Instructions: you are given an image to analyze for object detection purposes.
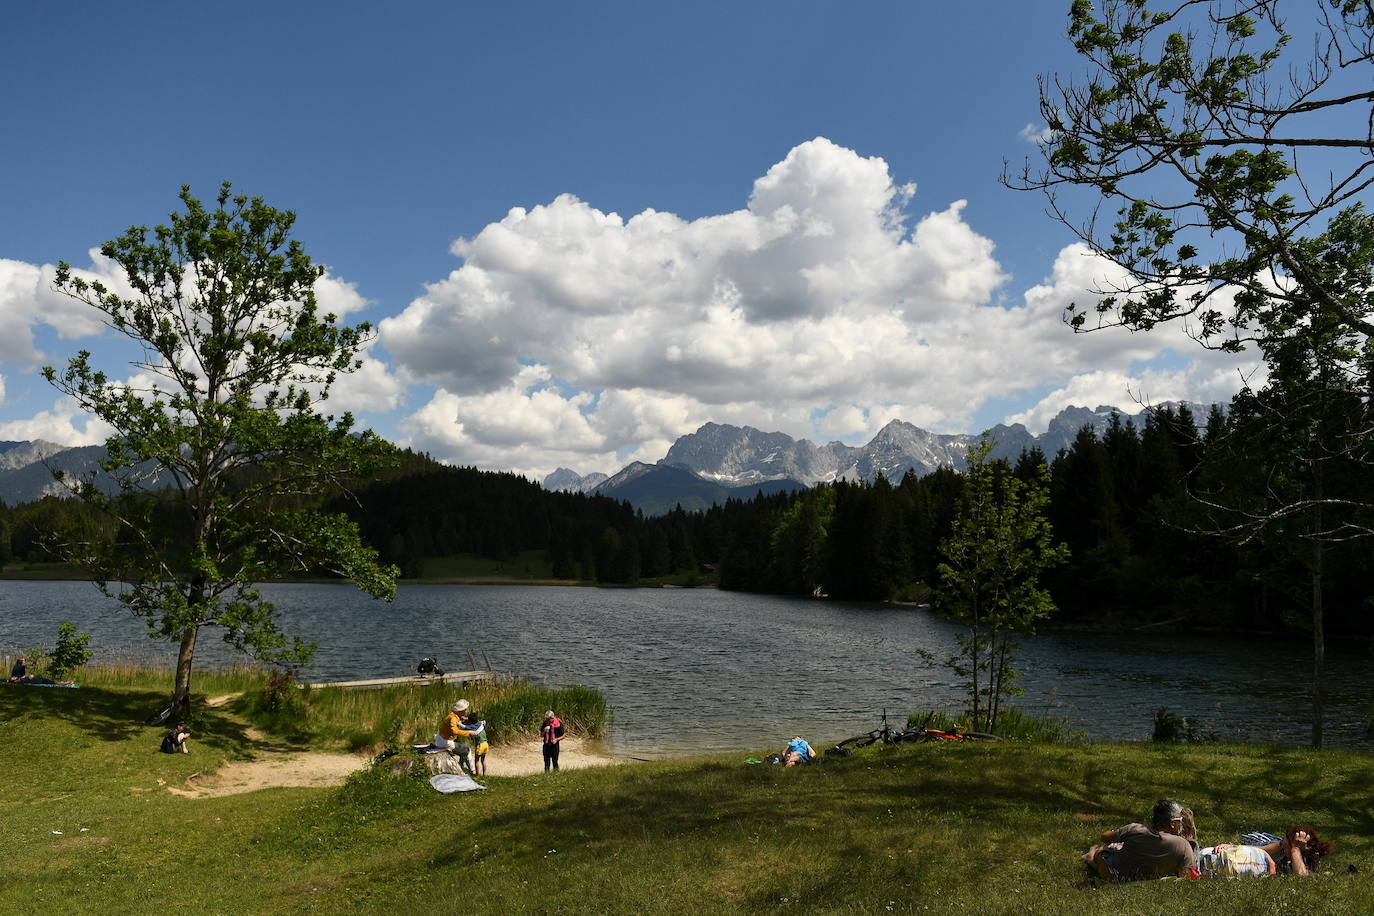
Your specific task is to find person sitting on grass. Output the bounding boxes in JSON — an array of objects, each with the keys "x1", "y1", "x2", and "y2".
[
  {"x1": 434, "y1": 700, "x2": 474, "y2": 773},
  {"x1": 1083, "y1": 799, "x2": 1198, "y2": 882},
  {"x1": 8, "y1": 656, "x2": 69, "y2": 686},
  {"x1": 160, "y1": 722, "x2": 191, "y2": 754},
  {"x1": 783, "y1": 736, "x2": 815, "y2": 767}
]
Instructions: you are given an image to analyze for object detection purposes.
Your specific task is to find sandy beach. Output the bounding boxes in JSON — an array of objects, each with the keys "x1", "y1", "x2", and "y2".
[{"x1": 163, "y1": 736, "x2": 626, "y2": 797}]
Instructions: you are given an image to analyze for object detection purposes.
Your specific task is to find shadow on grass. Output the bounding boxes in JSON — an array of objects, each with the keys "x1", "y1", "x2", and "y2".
[
  {"x1": 420, "y1": 745, "x2": 1094, "y2": 869},
  {"x1": 330, "y1": 740, "x2": 1374, "y2": 897},
  {"x1": 0, "y1": 681, "x2": 311, "y2": 756}
]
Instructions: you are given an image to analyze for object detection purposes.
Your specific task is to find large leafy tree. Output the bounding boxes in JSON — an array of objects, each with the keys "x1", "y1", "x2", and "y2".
[
  {"x1": 1013, "y1": 0, "x2": 1373, "y2": 747},
  {"x1": 1010, "y1": 0, "x2": 1372, "y2": 350},
  {"x1": 934, "y1": 440, "x2": 1069, "y2": 732},
  {"x1": 46, "y1": 183, "x2": 399, "y2": 713},
  {"x1": 1191, "y1": 208, "x2": 1374, "y2": 746}
]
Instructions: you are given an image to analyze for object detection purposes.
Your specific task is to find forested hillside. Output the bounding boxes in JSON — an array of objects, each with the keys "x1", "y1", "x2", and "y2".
[{"x1": 4, "y1": 404, "x2": 1371, "y2": 634}]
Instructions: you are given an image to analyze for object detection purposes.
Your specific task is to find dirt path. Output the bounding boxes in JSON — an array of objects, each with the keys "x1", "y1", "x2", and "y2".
[{"x1": 164, "y1": 737, "x2": 624, "y2": 798}]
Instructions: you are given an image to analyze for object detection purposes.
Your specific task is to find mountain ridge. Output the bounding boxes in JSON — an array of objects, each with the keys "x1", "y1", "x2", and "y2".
[{"x1": 544, "y1": 402, "x2": 1216, "y2": 498}]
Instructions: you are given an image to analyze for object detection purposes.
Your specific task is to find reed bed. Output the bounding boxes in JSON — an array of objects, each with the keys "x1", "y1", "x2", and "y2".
[
  {"x1": 260, "y1": 675, "x2": 609, "y2": 750},
  {"x1": 3, "y1": 644, "x2": 610, "y2": 753},
  {"x1": 2, "y1": 644, "x2": 269, "y2": 696}
]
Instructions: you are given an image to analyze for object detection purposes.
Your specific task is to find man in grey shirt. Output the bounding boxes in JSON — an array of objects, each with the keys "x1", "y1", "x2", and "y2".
[{"x1": 1085, "y1": 799, "x2": 1198, "y2": 881}]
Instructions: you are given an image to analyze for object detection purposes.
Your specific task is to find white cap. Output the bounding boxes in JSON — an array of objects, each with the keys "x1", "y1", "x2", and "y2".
[{"x1": 453, "y1": 699, "x2": 470, "y2": 713}]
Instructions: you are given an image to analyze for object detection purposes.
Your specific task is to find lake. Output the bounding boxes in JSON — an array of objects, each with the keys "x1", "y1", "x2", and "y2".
[{"x1": 2, "y1": 580, "x2": 1369, "y2": 757}]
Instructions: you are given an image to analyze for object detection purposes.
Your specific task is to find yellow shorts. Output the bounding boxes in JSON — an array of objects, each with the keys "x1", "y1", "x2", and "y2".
[{"x1": 475, "y1": 742, "x2": 489, "y2": 756}]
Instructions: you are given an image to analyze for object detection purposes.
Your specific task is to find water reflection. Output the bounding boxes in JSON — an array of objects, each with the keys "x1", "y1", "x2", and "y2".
[{"x1": 1, "y1": 580, "x2": 1368, "y2": 756}]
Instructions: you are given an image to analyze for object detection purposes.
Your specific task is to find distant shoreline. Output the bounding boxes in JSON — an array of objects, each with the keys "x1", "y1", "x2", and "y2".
[{"x1": 0, "y1": 566, "x2": 720, "y2": 589}]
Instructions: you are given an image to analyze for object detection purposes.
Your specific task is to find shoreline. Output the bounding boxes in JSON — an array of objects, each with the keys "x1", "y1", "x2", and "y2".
[{"x1": 164, "y1": 736, "x2": 631, "y2": 797}]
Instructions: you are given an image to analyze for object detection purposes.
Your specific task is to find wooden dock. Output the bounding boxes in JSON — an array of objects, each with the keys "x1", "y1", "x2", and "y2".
[{"x1": 300, "y1": 670, "x2": 495, "y2": 690}]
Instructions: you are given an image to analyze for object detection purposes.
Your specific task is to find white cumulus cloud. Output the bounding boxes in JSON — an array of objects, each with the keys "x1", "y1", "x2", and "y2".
[{"x1": 383, "y1": 138, "x2": 1255, "y2": 477}]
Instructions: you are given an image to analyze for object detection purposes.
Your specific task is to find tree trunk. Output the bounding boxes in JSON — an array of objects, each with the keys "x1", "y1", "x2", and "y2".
[
  {"x1": 1310, "y1": 524, "x2": 1325, "y2": 750},
  {"x1": 989, "y1": 631, "x2": 1010, "y2": 734},
  {"x1": 172, "y1": 625, "x2": 199, "y2": 718},
  {"x1": 968, "y1": 612, "x2": 982, "y2": 731}
]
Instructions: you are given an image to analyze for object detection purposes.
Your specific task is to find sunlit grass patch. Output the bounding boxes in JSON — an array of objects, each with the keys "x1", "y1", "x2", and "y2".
[{"x1": 4, "y1": 672, "x2": 1372, "y2": 915}]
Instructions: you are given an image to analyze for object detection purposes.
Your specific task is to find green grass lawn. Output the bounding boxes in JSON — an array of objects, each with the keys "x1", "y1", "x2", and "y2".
[{"x1": 2, "y1": 678, "x2": 1371, "y2": 915}]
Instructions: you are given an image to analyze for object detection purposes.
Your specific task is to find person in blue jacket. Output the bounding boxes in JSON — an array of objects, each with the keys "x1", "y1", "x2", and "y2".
[{"x1": 784, "y1": 736, "x2": 815, "y2": 766}]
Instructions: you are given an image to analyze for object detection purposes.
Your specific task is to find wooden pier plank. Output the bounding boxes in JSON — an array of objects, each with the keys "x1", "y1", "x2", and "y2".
[{"x1": 301, "y1": 671, "x2": 494, "y2": 689}]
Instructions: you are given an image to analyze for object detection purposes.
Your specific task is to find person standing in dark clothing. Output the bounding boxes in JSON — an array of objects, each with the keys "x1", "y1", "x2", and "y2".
[{"x1": 541, "y1": 710, "x2": 564, "y2": 771}]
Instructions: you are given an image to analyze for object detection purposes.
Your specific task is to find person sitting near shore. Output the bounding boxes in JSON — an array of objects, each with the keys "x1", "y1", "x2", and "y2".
[
  {"x1": 433, "y1": 699, "x2": 474, "y2": 773},
  {"x1": 1082, "y1": 799, "x2": 1198, "y2": 882},
  {"x1": 1243, "y1": 826, "x2": 1332, "y2": 875},
  {"x1": 7, "y1": 656, "x2": 68, "y2": 686},
  {"x1": 783, "y1": 736, "x2": 815, "y2": 767}
]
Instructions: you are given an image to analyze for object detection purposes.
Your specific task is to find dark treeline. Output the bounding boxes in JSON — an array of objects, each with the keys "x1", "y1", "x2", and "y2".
[{"x1": 3, "y1": 403, "x2": 1371, "y2": 634}]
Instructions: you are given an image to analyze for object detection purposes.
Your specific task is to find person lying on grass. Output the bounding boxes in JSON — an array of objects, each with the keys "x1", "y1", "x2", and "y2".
[
  {"x1": 784, "y1": 736, "x2": 815, "y2": 767},
  {"x1": 1196, "y1": 826, "x2": 1331, "y2": 877},
  {"x1": 1083, "y1": 799, "x2": 1198, "y2": 882},
  {"x1": 1244, "y1": 827, "x2": 1332, "y2": 876},
  {"x1": 1197, "y1": 843, "x2": 1277, "y2": 877}
]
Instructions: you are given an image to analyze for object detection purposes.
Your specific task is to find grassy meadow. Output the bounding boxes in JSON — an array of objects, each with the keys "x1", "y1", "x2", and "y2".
[{"x1": 2, "y1": 665, "x2": 1372, "y2": 914}]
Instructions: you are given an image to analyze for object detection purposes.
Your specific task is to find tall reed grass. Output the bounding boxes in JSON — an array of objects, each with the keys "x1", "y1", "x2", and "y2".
[
  {"x1": 244, "y1": 674, "x2": 609, "y2": 752},
  {"x1": 4, "y1": 648, "x2": 611, "y2": 754}
]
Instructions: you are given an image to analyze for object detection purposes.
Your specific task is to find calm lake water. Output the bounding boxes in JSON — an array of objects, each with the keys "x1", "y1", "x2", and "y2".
[{"x1": 2, "y1": 580, "x2": 1369, "y2": 756}]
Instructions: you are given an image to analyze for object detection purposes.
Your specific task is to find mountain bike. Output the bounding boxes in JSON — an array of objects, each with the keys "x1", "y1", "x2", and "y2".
[{"x1": 825, "y1": 710, "x2": 1001, "y2": 757}]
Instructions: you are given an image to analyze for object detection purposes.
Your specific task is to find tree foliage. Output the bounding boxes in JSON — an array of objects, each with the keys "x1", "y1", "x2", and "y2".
[
  {"x1": 1010, "y1": 0, "x2": 1373, "y2": 351},
  {"x1": 45, "y1": 183, "x2": 398, "y2": 712},
  {"x1": 1188, "y1": 210, "x2": 1374, "y2": 745},
  {"x1": 1013, "y1": 0, "x2": 1374, "y2": 748}
]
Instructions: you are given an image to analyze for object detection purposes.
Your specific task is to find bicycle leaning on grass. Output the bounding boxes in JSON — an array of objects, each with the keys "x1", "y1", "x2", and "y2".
[{"x1": 824, "y1": 710, "x2": 1001, "y2": 758}]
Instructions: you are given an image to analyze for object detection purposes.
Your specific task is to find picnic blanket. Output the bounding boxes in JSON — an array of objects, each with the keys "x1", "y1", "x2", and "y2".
[
  {"x1": 412, "y1": 743, "x2": 447, "y2": 754},
  {"x1": 429, "y1": 773, "x2": 486, "y2": 794}
]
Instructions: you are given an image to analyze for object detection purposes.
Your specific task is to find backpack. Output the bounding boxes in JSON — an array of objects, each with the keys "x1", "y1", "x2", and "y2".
[{"x1": 160, "y1": 730, "x2": 178, "y2": 753}]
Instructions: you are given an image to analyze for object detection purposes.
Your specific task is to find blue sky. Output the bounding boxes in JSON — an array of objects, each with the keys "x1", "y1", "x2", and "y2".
[{"x1": 0, "y1": 1, "x2": 1256, "y2": 479}]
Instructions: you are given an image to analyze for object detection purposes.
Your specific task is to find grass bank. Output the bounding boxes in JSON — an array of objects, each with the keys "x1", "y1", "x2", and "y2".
[{"x1": 2, "y1": 672, "x2": 1371, "y2": 914}]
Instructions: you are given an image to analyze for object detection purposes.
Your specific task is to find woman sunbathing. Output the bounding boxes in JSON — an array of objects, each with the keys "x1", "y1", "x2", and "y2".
[
  {"x1": 1195, "y1": 826, "x2": 1330, "y2": 878},
  {"x1": 1252, "y1": 826, "x2": 1332, "y2": 876}
]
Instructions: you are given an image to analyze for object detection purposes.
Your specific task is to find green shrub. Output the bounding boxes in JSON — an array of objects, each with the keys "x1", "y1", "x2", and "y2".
[
  {"x1": 1150, "y1": 705, "x2": 1214, "y2": 743},
  {"x1": 48, "y1": 622, "x2": 93, "y2": 680}
]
